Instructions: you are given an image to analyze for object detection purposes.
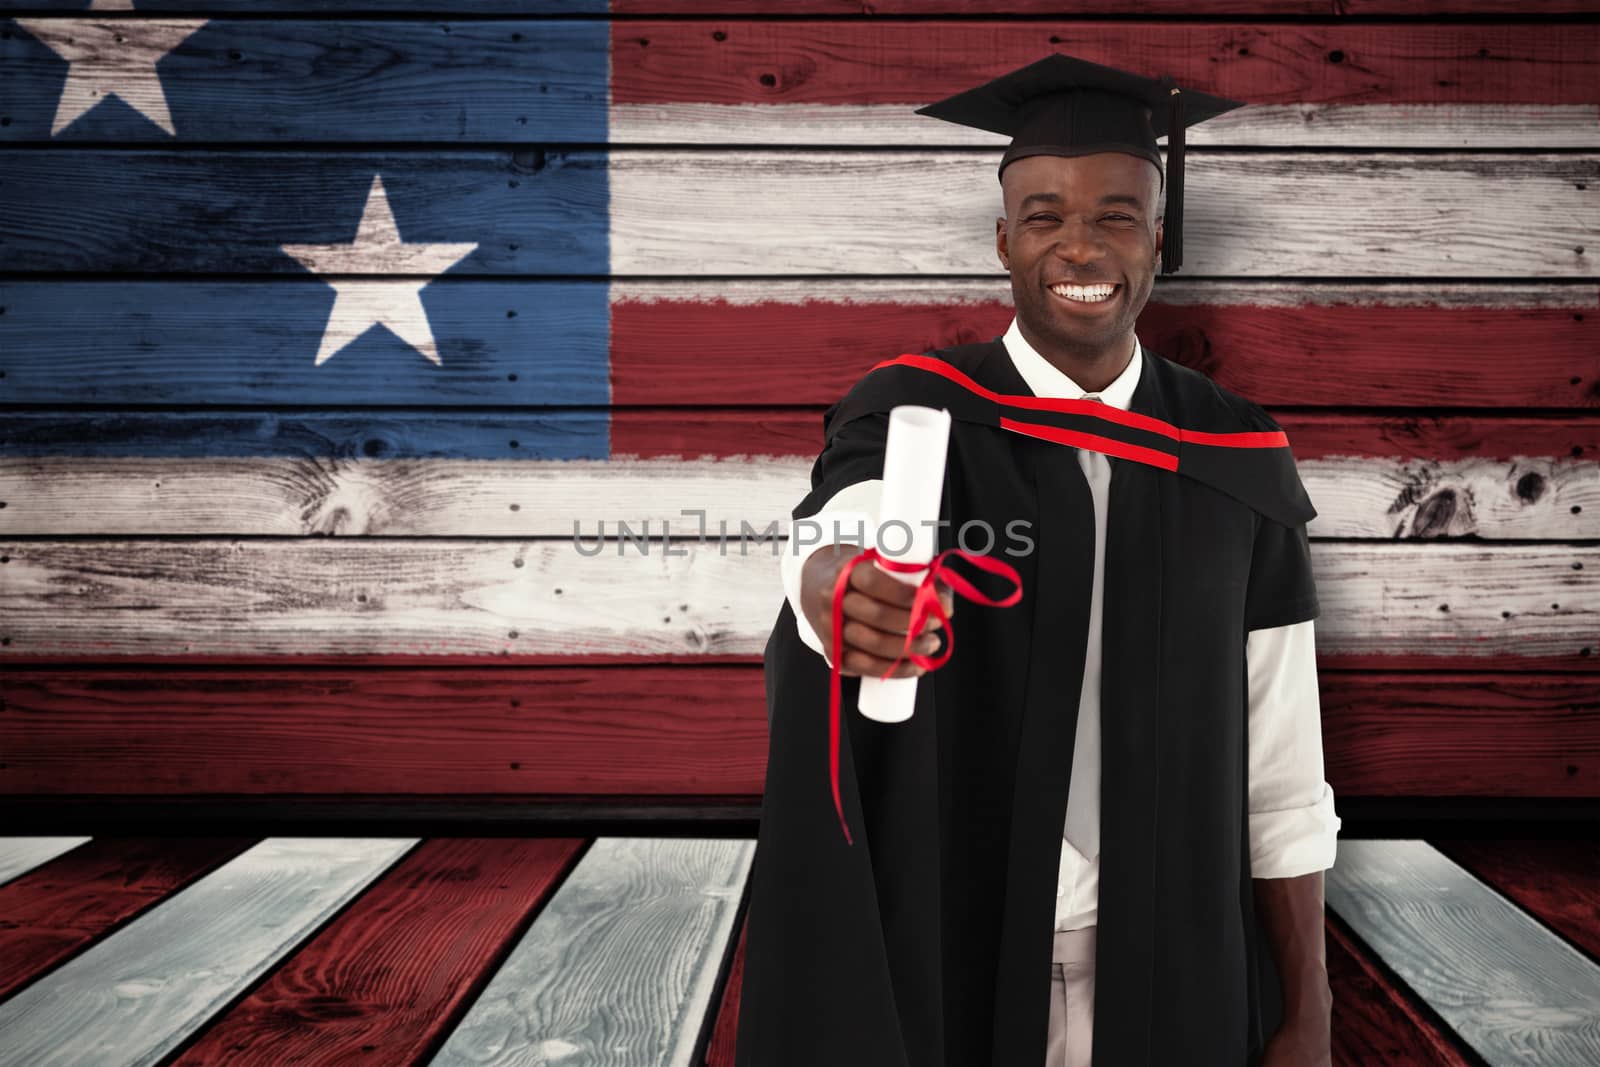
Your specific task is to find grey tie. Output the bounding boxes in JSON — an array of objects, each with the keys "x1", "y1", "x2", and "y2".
[{"x1": 1063, "y1": 393, "x2": 1108, "y2": 861}]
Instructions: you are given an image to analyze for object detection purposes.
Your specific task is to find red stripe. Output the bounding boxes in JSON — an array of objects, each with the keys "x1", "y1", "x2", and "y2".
[
  {"x1": 8, "y1": 669, "x2": 1592, "y2": 802},
  {"x1": 613, "y1": 1, "x2": 1331, "y2": 13},
  {"x1": 999, "y1": 417, "x2": 1181, "y2": 470},
  {"x1": 3, "y1": 666, "x2": 768, "y2": 794},
  {"x1": 610, "y1": 22, "x2": 1598, "y2": 106},
  {"x1": 608, "y1": 294, "x2": 1595, "y2": 409},
  {"x1": 615, "y1": 1, "x2": 1593, "y2": 16}
]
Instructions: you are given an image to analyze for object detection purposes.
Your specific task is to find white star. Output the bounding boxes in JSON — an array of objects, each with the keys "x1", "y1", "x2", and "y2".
[
  {"x1": 16, "y1": 0, "x2": 209, "y2": 137},
  {"x1": 279, "y1": 174, "x2": 479, "y2": 367}
]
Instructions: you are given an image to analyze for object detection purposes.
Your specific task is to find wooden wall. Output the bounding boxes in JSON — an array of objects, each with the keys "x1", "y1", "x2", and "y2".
[{"x1": 0, "y1": 0, "x2": 1595, "y2": 831}]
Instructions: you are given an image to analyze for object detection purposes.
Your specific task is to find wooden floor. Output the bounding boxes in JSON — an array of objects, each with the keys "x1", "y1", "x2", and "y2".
[{"x1": 0, "y1": 835, "x2": 1594, "y2": 1066}]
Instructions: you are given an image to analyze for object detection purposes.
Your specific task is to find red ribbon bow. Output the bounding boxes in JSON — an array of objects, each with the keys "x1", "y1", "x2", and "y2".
[{"x1": 827, "y1": 546, "x2": 1024, "y2": 845}]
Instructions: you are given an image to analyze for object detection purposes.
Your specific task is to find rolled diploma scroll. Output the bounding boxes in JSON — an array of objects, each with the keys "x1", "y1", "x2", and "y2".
[{"x1": 857, "y1": 404, "x2": 952, "y2": 724}]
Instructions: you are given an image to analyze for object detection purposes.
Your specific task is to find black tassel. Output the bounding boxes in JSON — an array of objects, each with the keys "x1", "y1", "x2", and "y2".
[{"x1": 1162, "y1": 80, "x2": 1185, "y2": 275}]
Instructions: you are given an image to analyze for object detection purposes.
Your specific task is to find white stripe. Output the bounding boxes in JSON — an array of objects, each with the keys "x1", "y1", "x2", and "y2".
[
  {"x1": 1, "y1": 539, "x2": 1592, "y2": 659},
  {"x1": 2, "y1": 455, "x2": 1594, "y2": 539},
  {"x1": 608, "y1": 152, "x2": 1598, "y2": 276},
  {"x1": 608, "y1": 278, "x2": 1595, "y2": 310},
  {"x1": 0, "y1": 837, "x2": 91, "y2": 885},
  {"x1": 612, "y1": 102, "x2": 1600, "y2": 149}
]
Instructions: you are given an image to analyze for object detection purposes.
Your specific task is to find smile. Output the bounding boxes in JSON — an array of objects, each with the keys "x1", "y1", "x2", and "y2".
[{"x1": 1048, "y1": 282, "x2": 1119, "y2": 305}]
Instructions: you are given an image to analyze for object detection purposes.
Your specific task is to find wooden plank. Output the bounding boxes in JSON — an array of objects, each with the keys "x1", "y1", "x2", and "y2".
[
  {"x1": 0, "y1": 410, "x2": 612, "y2": 461},
  {"x1": 1, "y1": 665, "x2": 770, "y2": 797},
  {"x1": 1302, "y1": 454, "x2": 1598, "y2": 542},
  {"x1": 613, "y1": 19, "x2": 1600, "y2": 107},
  {"x1": 2, "y1": 417, "x2": 1594, "y2": 539},
  {"x1": 613, "y1": 102, "x2": 1600, "y2": 150},
  {"x1": 6, "y1": 1, "x2": 1595, "y2": 15},
  {"x1": 170, "y1": 838, "x2": 587, "y2": 1066},
  {"x1": 1430, "y1": 839, "x2": 1600, "y2": 962},
  {"x1": 2, "y1": 18, "x2": 607, "y2": 142},
  {"x1": 0, "y1": 1, "x2": 605, "y2": 11},
  {"x1": 0, "y1": 279, "x2": 611, "y2": 408},
  {"x1": 1325, "y1": 839, "x2": 1600, "y2": 1066},
  {"x1": 612, "y1": 0, "x2": 1600, "y2": 13},
  {"x1": 1323, "y1": 911, "x2": 1477, "y2": 1067},
  {"x1": 3, "y1": 18, "x2": 1593, "y2": 146},
  {"x1": 0, "y1": 797, "x2": 764, "y2": 834},
  {"x1": 612, "y1": 279, "x2": 1597, "y2": 409},
  {"x1": 0, "y1": 151, "x2": 1590, "y2": 277},
  {"x1": 0, "y1": 836, "x2": 90, "y2": 886},
  {"x1": 430, "y1": 837, "x2": 753, "y2": 1067},
  {"x1": 0, "y1": 149, "x2": 607, "y2": 275},
  {"x1": 606, "y1": 151, "x2": 1598, "y2": 277},
  {"x1": 1340, "y1": 0, "x2": 1600, "y2": 10},
  {"x1": 703, "y1": 918, "x2": 747, "y2": 1067},
  {"x1": 0, "y1": 837, "x2": 416, "y2": 1067},
  {"x1": 3, "y1": 668, "x2": 1594, "y2": 799},
  {"x1": 610, "y1": 21, "x2": 1600, "y2": 147},
  {"x1": 1322, "y1": 675, "x2": 1600, "y2": 798},
  {"x1": 1310, "y1": 545, "x2": 1597, "y2": 671},
  {"x1": 0, "y1": 837, "x2": 252, "y2": 1002},
  {"x1": 3, "y1": 280, "x2": 1593, "y2": 409},
  {"x1": 1, "y1": 540, "x2": 1594, "y2": 667}
]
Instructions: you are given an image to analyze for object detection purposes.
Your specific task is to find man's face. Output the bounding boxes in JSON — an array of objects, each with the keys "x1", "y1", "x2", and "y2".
[{"x1": 995, "y1": 152, "x2": 1162, "y2": 354}]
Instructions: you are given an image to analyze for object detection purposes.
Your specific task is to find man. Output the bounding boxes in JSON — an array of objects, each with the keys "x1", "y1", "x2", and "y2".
[{"x1": 734, "y1": 54, "x2": 1340, "y2": 1067}]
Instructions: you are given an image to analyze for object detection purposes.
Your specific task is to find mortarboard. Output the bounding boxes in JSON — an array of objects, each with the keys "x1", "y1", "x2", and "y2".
[{"x1": 914, "y1": 53, "x2": 1247, "y2": 274}]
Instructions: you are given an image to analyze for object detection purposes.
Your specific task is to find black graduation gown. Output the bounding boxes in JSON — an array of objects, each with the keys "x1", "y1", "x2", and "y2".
[{"x1": 733, "y1": 336, "x2": 1322, "y2": 1067}]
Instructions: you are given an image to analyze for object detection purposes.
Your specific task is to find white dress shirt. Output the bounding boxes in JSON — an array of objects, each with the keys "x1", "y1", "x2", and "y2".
[{"x1": 779, "y1": 318, "x2": 1342, "y2": 931}]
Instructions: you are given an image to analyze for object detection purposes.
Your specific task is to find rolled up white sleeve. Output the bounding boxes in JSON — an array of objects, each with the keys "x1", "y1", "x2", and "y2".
[
  {"x1": 1246, "y1": 617, "x2": 1343, "y2": 878},
  {"x1": 779, "y1": 479, "x2": 883, "y2": 666}
]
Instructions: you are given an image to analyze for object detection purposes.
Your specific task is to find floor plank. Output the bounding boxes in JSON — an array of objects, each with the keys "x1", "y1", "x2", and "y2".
[
  {"x1": 0, "y1": 837, "x2": 252, "y2": 1003},
  {"x1": 0, "y1": 837, "x2": 90, "y2": 886},
  {"x1": 703, "y1": 916, "x2": 747, "y2": 1067},
  {"x1": 1430, "y1": 839, "x2": 1600, "y2": 964},
  {"x1": 1326, "y1": 839, "x2": 1600, "y2": 1066},
  {"x1": 1325, "y1": 912, "x2": 1478, "y2": 1066},
  {"x1": 170, "y1": 838, "x2": 585, "y2": 1066},
  {"x1": 429, "y1": 837, "x2": 753, "y2": 1067},
  {"x1": 0, "y1": 837, "x2": 416, "y2": 1067}
]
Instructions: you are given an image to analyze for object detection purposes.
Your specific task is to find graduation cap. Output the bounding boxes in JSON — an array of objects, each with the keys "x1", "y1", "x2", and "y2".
[{"x1": 914, "y1": 53, "x2": 1247, "y2": 274}]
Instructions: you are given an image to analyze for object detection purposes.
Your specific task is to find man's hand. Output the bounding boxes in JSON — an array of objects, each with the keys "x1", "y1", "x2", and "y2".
[
  {"x1": 799, "y1": 544, "x2": 954, "y2": 677},
  {"x1": 1260, "y1": 1013, "x2": 1332, "y2": 1067}
]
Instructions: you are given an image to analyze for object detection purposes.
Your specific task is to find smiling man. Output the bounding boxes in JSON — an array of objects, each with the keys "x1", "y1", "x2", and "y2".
[
  {"x1": 735, "y1": 54, "x2": 1341, "y2": 1067},
  {"x1": 1001, "y1": 151, "x2": 1161, "y2": 390}
]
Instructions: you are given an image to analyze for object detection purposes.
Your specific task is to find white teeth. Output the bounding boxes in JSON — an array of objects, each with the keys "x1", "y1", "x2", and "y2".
[{"x1": 1049, "y1": 283, "x2": 1116, "y2": 303}]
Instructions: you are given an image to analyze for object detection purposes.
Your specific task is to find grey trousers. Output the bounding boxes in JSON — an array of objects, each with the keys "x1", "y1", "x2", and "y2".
[{"x1": 1046, "y1": 925, "x2": 1096, "y2": 1067}]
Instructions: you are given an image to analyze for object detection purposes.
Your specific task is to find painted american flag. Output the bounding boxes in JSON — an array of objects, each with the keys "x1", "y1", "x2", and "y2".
[
  {"x1": 1, "y1": 4, "x2": 1598, "y2": 1065},
  {"x1": 0, "y1": 0, "x2": 1596, "y2": 821}
]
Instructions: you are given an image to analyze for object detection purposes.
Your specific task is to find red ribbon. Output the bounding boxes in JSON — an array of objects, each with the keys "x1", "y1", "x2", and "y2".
[{"x1": 826, "y1": 546, "x2": 1024, "y2": 845}]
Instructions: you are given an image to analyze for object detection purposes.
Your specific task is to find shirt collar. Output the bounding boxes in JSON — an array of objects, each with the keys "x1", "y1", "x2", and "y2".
[{"x1": 1001, "y1": 315, "x2": 1142, "y2": 410}]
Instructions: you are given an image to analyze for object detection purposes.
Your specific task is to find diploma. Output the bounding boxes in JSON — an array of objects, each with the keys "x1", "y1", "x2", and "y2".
[{"x1": 857, "y1": 404, "x2": 952, "y2": 723}]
